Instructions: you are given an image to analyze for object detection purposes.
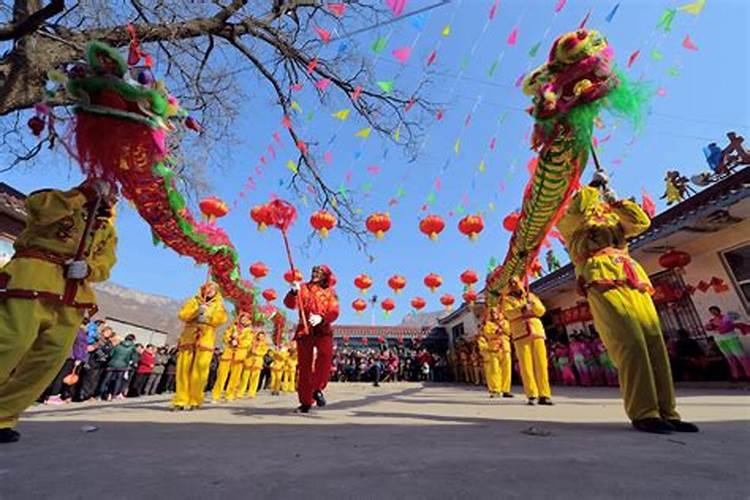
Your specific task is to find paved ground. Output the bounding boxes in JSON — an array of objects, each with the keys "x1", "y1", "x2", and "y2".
[{"x1": 1, "y1": 383, "x2": 748, "y2": 499}]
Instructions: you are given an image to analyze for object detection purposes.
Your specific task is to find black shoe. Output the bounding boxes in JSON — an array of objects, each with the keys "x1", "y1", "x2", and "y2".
[
  {"x1": 0, "y1": 428, "x2": 20, "y2": 443},
  {"x1": 502, "y1": 392, "x2": 514, "y2": 398},
  {"x1": 632, "y1": 418, "x2": 673, "y2": 434},
  {"x1": 296, "y1": 405, "x2": 311, "y2": 414},
  {"x1": 538, "y1": 397, "x2": 554, "y2": 406},
  {"x1": 313, "y1": 390, "x2": 327, "y2": 407},
  {"x1": 527, "y1": 398, "x2": 537, "y2": 406},
  {"x1": 667, "y1": 419, "x2": 700, "y2": 432},
  {"x1": 373, "y1": 382, "x2": 380, "y2": 387}
]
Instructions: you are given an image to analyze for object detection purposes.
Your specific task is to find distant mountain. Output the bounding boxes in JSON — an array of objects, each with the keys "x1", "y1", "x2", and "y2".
[{"x1": 399, "y1": 310, "x2": 442, "y2": 327}]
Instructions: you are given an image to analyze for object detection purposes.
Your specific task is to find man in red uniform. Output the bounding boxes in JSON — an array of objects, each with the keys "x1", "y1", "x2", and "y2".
[{"x1": 284, "y1": 265, "x2": 339, "y2": 413}]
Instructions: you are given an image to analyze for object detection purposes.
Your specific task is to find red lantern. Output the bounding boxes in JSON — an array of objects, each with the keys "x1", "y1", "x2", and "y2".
[
  {"x1": 250, "y1": 204, "x2": 273, "y2": 231},
  {"x1": 199, "y1": 196, "x2": 229, "y2": 221},
  {"x1": 424, "y1": 273, "x2": 442, "y2": 293},
  {"x1": 366, "y1": 212, "x2": 392, "y2": 239},
  {"x1": 463, "y1": 289, "x2": 478, "y2": 304},
  {"x1": 440, "y1": 293, "x2": 455, "y2": 311},
  {"x1": 503, "y1": 211, "x2": 521, "y2": 232},
  {"x1": 388, "y1": 275, "x2": 407, "y2": 294},
  {"x1": 381, "y1": 298, "x2": 396, "y2": 315},
  {"x1": 458, "y1": 214, "x2": 484, "y2": 241},
  {"x1": 27, "y1": 116, "x2": 45, "y2": 136},
  {"x1": 658, "y1": 249, "x2": 692, "y2": 271},
  {"x1": 354, "y1": 273, "x2": 373, "y2": 294},
  {"x1": 411, "y1": 297, "x2": 426, "y2": 311},
  {"x1": 460, "y1": 269, "x2": 479, "y2": 288},
  {"x1": 352, "y1": 298, "x2": 367, "y2": 315},
  {"x1": 284, "y1": 268, "x2": 303, "y2": 284},
  {"x1": 262, "y1": 288, "x2": 277, "y2": 302},
  {"x1": 310, "y1": 210, "x2": 336, "y2": 238},
  {"x1": 249, "y1": 261, "x2": 269, "y2": 280},
  {"x1": 419, "y1": 215, "x2": 445, "y2": 241}
]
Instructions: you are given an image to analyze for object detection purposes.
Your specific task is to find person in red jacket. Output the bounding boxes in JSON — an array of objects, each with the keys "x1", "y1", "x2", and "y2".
[
  {"x1": 132, "y1": 344, "x2": 156, "y2": 397},
  {"x1": 284, "y1": 265, "x2": 339, "y2": 413}
]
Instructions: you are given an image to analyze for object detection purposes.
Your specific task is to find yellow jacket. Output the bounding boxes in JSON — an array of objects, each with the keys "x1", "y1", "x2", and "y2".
[
  {"x1": 177, "y1": 292, "x2": 228, "y2": 351},
  {"x1": 284, "y1": 350, "x2": 298, "y2": 371},
  {"x1": 270, "y1": 348, "x2": 289, "y2": 372},
  {"x1": 482, "y1": 319, "x2": 511, "y2": 353},
  {"x1": 245, "y1": 336, "x2": 269, "y2": 369},
  {"x1": 220, "y1": 324, "x2": 253, "y2": 361},
  {"x1": 1, "y1": 188, "x2": 117, "y2": 307},
  {"x1": 557, "y1": 186, "x2": 652, "y2": 294},
  {"x1": 503, "y1": 293, "x2": 546, "y2": 341}
]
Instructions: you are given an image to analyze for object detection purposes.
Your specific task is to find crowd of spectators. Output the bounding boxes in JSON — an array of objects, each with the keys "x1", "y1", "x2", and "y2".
[{"x1": 331, "y1": 345, "x2": 450, "y2": 384}]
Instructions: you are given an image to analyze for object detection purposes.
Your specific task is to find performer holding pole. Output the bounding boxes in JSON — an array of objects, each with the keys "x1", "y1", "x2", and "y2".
[{"x1": 0, "y1": 180, "x2": 117, "y2": 443}]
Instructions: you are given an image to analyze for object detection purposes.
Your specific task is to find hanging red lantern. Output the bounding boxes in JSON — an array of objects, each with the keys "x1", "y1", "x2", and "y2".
[
  {"x1": 381, "y1": 298, "x2": 396, "y2": 316},
  {"x1": 366, "y1": 212, "x2": 392, "y2": 239},
  {"x1": 250, "y1": 204, "x2": 274, "y2": 231},
  {"x1": 262, "y1": 288, "x2": 277, "y2": 302},
  {"x1": 458, "y1": 214, "x2": 484, "y2": 241},
  {"x1": 27, "y1": 116, "x2": 45, "y2": 136},
  {"x1": 352, "y1": 298, "x2": 367, "y2": 315},
  {"x1": 503, "y1": 211, "x2": 521, "y2": 231},
  {"x1": 310, "y1": 209, "x2": 336, "y2": 238},
  {"x1": 419, "y1": 215, "x2": 445, "y2": 241},
  {"x1": 424, "y1": 273, "x2": 443, "y2": 293},
  {"x1": 411, "y1": 297, "x2": 426, "y2": 311},
  {"x1": 460, "y1": 269, "x2": 479, "y2": 288},
  {"x1": 440, "y1": 293, "x2": 455, "y2": 311},
  {"x1": 249, "y1": 261, "x2": 269, "y2": 280},
  {"x1": 658, "y1": 249, "x2": 691, "y2": 271},
  {"x1": 388, "y1": 275, "x2": 407, "y2": 294},
  {"x1": 354, "y1": 273, "x2": 373, "y2": 295},
  {"x1": 199, "y1": 196, "x2": 229, "y2": 221},
  {"x1": 283, "y1": 268, "x2": 303, "y2": 284},
  {"x1": 463, "y1": 289, "x2": 478, "y2": 304}
]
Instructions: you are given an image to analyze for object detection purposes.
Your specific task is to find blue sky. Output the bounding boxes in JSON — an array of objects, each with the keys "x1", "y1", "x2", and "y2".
[{"x1": 3, "y1": 0, "x2": 748, "y2": 325}]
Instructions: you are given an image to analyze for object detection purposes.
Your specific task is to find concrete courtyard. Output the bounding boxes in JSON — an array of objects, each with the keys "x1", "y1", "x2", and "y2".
[{"x1": 1, "y1": 383, "x2": 748, "y2": 499}]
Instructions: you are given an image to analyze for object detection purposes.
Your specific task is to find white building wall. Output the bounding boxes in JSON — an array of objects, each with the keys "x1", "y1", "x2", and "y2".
[{"x1": 105, "y1": 317, "x2": 168, "y2": 346}]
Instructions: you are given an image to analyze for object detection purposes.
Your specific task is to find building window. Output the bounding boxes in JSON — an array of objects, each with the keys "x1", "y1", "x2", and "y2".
[
  {"x1": 721, "y1": 243, "x2": 750, "y2": 312},
  {"x1": 650, "y1": 270, "x2": 707, "y2": 341},
  {"x1": 451, "y1": 323, "x2": 464, "y2": 339}
]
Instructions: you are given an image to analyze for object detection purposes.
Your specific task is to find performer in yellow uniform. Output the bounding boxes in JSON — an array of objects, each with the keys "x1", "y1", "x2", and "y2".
[
  {"x1": 211, "y1": 311, "x2": 253, "y2": 402},
  {"x1": 172, "y1": 282, "x2": 228, "y2": 410},
  {"x1": 481, "y1": 306, "x2": 514, "y2": 398},
  {"x1": 270, "y1": 346, "x2": 289, "y2": 395},
  {"x1": 503, "y1": 277, "x2": 553, "y2": 405},
  {"x1": 0, "y1": 181, "x2": 117, "y2": 443},
  {"x1": 557, "y1": 176, "x2": 698, "y2": 433},
  {"x1": 282, "y1": 343, "x2": 298, "y2": 393},
  {"x1": 239, "y1": 330, "x2": 269, "y2": 398}
]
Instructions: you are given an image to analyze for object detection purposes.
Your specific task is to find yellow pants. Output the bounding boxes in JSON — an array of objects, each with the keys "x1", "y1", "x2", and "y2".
[
  {"x1": 239, "y1": 367, "x2": 262, "y2": 398},
  {"x1": 482, "y1": 357, "x2": 501, "y2": 394},
  {"x1": 270, "y1": 369, "x2": 283, "y2": 393},
  {"x1": 282, "y1": 369, "x2": 296, "y2": 392},
  {"x1": 211, "y1": 359, "x2": 232, "y2": 401},
  {"x1": 588, "y1": 287, "x2": 679, "y2": 421},
  {"x1": 225, "y1": 360, "x2": 246, "y2": 400},
  {"x1": 172, "y1": 348, "x2": 213, "y2": 408},
  {"x1": 499, "y1": 352, "x2": 512, "y2": 394},
  {"x1": 514, "y1": 337, "x2": 551, "y2": 399},
  {"x1": 212, "y1": 358, "x2": 246, "y2": 401},
  {"x1": 0, "y1": 299, "x2": 83, "y2": 429}
]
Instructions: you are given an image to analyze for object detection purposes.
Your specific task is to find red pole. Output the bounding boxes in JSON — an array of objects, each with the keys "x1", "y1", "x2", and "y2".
[{"x1": 281, "y1": 230, "x2": 310, "y2": 337}]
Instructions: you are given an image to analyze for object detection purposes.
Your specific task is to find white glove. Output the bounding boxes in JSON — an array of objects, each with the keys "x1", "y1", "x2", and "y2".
[
  {"x1": 602, "y1": 188, "x2": 618, "y2": 204},
  {"x1": 198, "y1": 312, "x2": 206, "y2": 323},
  {"x1": 91, "y1": 179, "x2": 111, "y2": 198},
  {"x1": 291, "y1": 282, "x2": 301, "y2": 293},
  {"x1": 198, "y1": 304, "x2": 207, "y2": 314},
  {"x1": 590, "y1": 170, "x2": 609, "y2": 188},
  {"x1": 66, "y1": 260, "x2": 89, "y2": 280},
  {"x1": 308, "y1": 314, "x2": 323, "y2": 327}
]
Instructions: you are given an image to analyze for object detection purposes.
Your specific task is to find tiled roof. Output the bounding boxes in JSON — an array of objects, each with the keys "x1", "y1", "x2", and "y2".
[
  {"x1": 0, "y1": 183, "x2": 27, "y2": 222},
  {"x1": 332, "y1": 325, "x2": 432, "y2": 338}
]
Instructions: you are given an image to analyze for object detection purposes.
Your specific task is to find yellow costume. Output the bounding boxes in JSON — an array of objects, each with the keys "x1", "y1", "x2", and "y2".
[
  {"x1": 211, "y1": 313, "x2": 252, "y2": 402},
  {"x1": 239, "y1": 332, "x2": 269, "y2": 398},
  {"x1": 270, "y1": 347, "x2": 289, "y2": 395},
  {"x1": 480, "y1": 314, "x2": 512, "y2": 396},
  {"x1": 503, "y1": 281, "x2": 552, "y2": 403},
  {"x1": 282, "y1": 346, "x2": 298, "y2": 393},
  {"x1": 0, "y1": 186, "x2": 117, "y2": 432},
  {"x1": 558, "y1": 186, "x2": 679, "y2": 422},
  {"x1": 172, "y1": 283, "x2": 228, "y2": 409}
]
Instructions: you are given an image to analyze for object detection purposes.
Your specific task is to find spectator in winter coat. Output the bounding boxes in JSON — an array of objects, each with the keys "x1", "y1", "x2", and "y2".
[
  {"x1": 98, "y1": 334, "x2": 137, "y2": 401},
  {"x1": 78, "y1": 327, "x2": 114, "y2": 401},
  {"x1": 131, "y1": 345, "x2": 156, "y2": 396},
  {"x1": 144, "y1": 347, "x2": 169, "y2": 395}
]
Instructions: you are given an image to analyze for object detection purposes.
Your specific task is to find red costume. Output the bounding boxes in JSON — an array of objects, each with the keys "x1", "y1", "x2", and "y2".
[{"x1": 283, "y1": 266, "x2": 339, "y2": 408}]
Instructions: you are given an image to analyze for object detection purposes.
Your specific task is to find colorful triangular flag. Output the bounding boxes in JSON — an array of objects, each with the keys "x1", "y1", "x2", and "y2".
[
  {"x1": 441, "y1": 24, "x2": 451, "y2": 36},
  {"x1": 377, "y1": 80, "x2": 394, "y2": 93},
  {"x1": 682, "y1": 34, "x2": 699, "y2": 51},
  {"x1": 678, "y1": 0, "x2": 705, "y2": 15},
  {"x1": 372, "y1": 36, "x2": 388, "y2": 54},
  {"x1": 392, "y1": 46, "x2": 412, "y2": 64},
  {"x1": 332, "y1": 109, "x2": 350, "y2": 120},
  {"x1": 355, "y1": 127, "x2": 372, "y2": 138},
  {"x1": 605, "y1": 3, "x2": 620, "y2": 22}
]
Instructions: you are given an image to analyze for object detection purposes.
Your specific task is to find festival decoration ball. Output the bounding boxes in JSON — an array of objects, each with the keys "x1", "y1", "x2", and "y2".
[
  {"x1": 387, "y1": 275, "x2": 407, "y2": 294},
  {"x1": 424, "y1": 273, "x2": 443, "y2": 293},
  {"x1": 381, "y1": 298, "x2": 396, "y2": 313},
  {"x1": 199, "y1": 196, "x2": 229, "y2": 220},
  {"x1": 27, "y1": 116, "x2": 45, "y2": 136},
  {"x1": 249, "y1": 261, "x2": 269, "y2": 280},
  {"x1": 354, "y1": 273, "x2": 373, "y2": 294},
  {"x1": 419, "y1": 215, "x2": 446, "y2": 241},
  {"x1": 503, "y1": 211, "x2": 521, "y2": 232},
  {"x1": 411, "y1": 297, "x2": 426, "y2": 311},
  {"x1": 283, "y1": 268, "x2": 303, "y2": 284},
  {"x1": 440, "y1": 293, "x2": 455, "y2": 311},
  {"x1": 463, "y1": 290, "x2": 478, "y2": 304},
  {"x1": 250, "y1": 204, "x2": 273, "y2": 231},
  {"x1": 460, "y1": 269, "x2": 479, "y2": 288},
  {"x1": 310, "y1": 210, "x2": 336, "y2": 238},
  {"x1": 262, "y1": 288, "x2": 277, "y2": 302},
  {"x1": 352, "y1": 298, "x2": 367, "y2": 315},
  {"x1": 458, "y1": 214, "x2": 485, "y2": 241},
  {"x1": 658, "y1": 249, "x2": 691, "y2": 270},
  {"x1": 137, "y1": 69, "x2": 155, "y2": 86},
  {"x1": 366, "y1": 212, "x2": 392, "y2": 239}
]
